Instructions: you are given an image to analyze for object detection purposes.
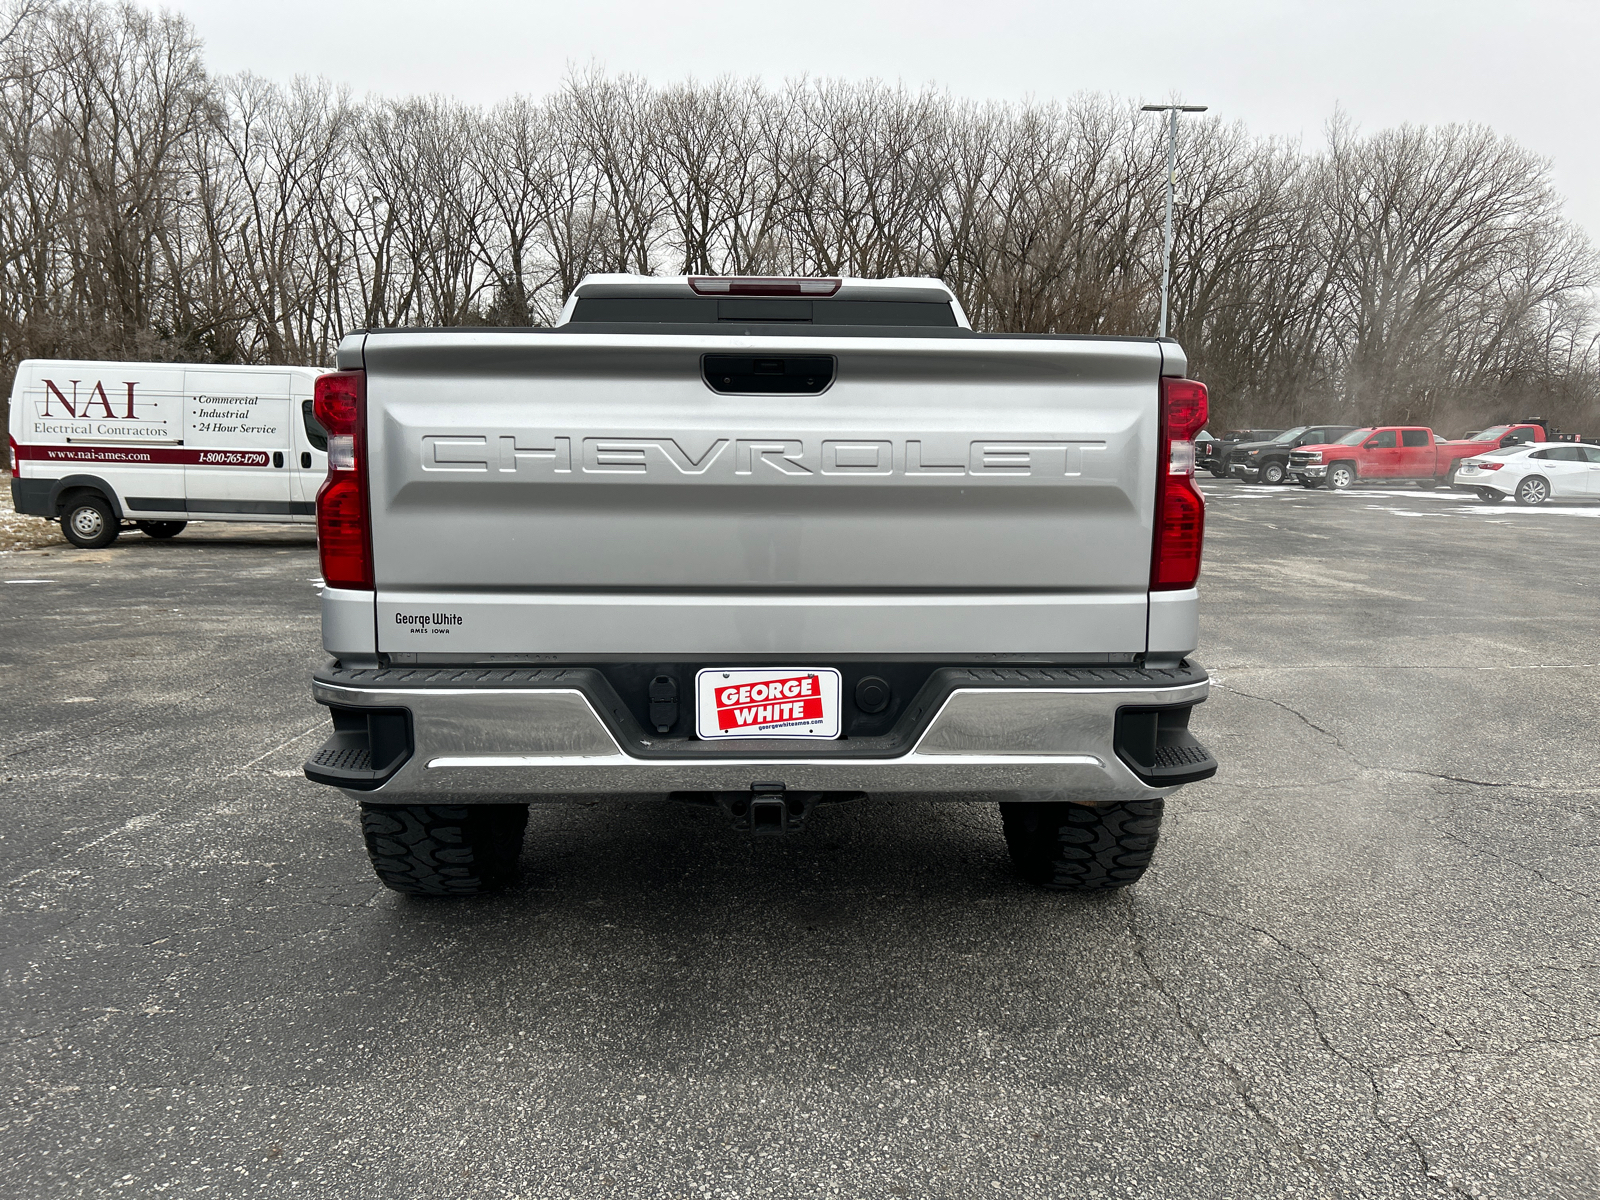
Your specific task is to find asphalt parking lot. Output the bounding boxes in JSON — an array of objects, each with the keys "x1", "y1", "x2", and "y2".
[{"x1": 2, "y1": 480, "x2": 1597, "y2": 1200}]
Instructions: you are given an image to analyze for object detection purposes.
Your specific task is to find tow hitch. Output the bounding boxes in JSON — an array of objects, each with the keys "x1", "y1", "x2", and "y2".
[{"x1": 717, "y1": 783, "x2": 815, "y2": 836}]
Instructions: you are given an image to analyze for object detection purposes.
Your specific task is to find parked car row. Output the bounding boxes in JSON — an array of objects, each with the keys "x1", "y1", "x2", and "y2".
[
  {"x1": 1284, "y1": 423, "x2": 1557, "y2": 491},
  {"x1": 1217, "y1": 426, "x2": 1361, "y2": 484},
  {"x1": 1193, "y1": 418, "x2": 1596, "y2": 506}
]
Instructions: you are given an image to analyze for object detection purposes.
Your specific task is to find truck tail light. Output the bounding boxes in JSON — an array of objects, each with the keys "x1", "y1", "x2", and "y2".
[
  {"x1": 688, "y1": 276, "x2": 842, "y2": 296},
  {"x1": 313, "y1": 370, "x2": 373, "y2": 591},
  {"x1": 1152, "y1": 378, "x2": 1208, "y2": 591}
]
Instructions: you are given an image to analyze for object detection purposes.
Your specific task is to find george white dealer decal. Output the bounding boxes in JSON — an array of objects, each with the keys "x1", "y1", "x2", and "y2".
[
  {"x1": 394, "y1": 611, "x2": 464, "y2": 634},
  {"x1": 421, "y1": 435, "x2": 1106, "y2": 477}
]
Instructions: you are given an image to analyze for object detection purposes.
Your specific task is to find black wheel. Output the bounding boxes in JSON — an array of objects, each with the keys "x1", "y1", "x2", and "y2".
[
  {"x1": 136, "y1": 520, "x2": 186, "y2": 539},
  {"x1": 1416, "y1": 478, "x2": 1437, "y2": 490},
  {"x1": 1475, "y1": 488, "x2": 1505, "y2": 505},
  {"x1": 1259, "y1": 460, "x2": 1286, "y2": 485},
  {"x1": 360, "y1": 803, "x2": 529, "y2": 896},
  {"x1": 1514, "y1": 476, "x2": 1549, "y2": 506},
  {"x1": 999, "y1": 799, "x2": 1164, "y2": 890},
  {"x1": 60, "y1": 493, "x2": 119, "y2": 548},
  {"x1": 1301, "y1": 479, "x2": 1323, "y2": 489},
  {"x1": 1327, "y1": 462, "x2": 1357, "y2": 490},
  {"x1": 1207, "y1": 466, "x2": 1228, "y2": 478}
]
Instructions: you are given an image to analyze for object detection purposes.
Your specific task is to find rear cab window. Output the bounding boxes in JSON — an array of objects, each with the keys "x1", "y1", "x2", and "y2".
[{"x1": 567, "y1": 297, "x2": 960, "y2": 327}]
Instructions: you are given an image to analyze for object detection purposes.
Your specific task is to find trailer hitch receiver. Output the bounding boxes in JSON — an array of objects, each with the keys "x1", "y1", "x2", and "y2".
[{"x1": 718, "y1": 782, "x2": 816, "y2": 836}]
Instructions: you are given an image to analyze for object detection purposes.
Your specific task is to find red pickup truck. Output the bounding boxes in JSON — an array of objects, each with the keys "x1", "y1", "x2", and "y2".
[
  {"x1": 1287, "y1": 426, "x2": 1545, "y2": 490},
  {"x1": 1449, "y1": 422, "x2": 1552, "y2": 451}
]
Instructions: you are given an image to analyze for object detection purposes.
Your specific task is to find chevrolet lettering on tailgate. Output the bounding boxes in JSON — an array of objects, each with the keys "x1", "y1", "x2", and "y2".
[{"x1": 420, "y1": 434, "x2": 1107, "y2": 478}]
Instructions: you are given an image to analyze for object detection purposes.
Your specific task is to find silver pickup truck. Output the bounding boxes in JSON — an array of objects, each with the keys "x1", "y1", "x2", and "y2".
[{"x1": 303, "y1": 275, "x2": 1216, "y2": 896}]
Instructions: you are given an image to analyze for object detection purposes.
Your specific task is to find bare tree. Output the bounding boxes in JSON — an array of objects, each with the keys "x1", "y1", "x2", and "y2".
[{"x1": 0, "y1": 2, "x2": 1594, "y2": 437}]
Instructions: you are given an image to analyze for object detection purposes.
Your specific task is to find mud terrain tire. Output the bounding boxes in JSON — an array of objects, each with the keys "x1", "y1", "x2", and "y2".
[
  {"x1": 361, "y1": 803, "x2": 529, "y2": 896},
  {"x1": 999, "y1": 799, "x2": 1165, "y2": 890}
]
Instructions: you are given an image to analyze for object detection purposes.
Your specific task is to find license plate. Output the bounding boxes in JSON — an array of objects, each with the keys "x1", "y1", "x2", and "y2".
[{"x1": 694, "y1": 668, "x2": 842, "y2": 740}]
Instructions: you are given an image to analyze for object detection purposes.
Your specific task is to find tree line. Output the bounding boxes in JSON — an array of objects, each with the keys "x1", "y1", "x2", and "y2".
[{"x1": 2, "y1": 0, "x2": 1596, "y2": 434}]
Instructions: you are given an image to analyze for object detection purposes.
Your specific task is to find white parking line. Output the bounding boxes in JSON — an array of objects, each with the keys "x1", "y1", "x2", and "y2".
[
  {"x1": 1456, "y1": 505, "x2": 1600, "y2": 518},
  {"x1": 1200, "y1": 484, "x2": 1600, "y2": 517}
]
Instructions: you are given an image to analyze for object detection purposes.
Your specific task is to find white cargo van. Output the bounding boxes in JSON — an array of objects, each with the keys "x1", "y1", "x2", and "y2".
[{"x1": 7, "y1": 359, "x2": 329, "y2": 546}]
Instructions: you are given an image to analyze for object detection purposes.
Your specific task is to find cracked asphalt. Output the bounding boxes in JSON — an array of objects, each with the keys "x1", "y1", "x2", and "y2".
[{"x1": 2, "y1": 480, "x2": 1597, "y2": 1199}]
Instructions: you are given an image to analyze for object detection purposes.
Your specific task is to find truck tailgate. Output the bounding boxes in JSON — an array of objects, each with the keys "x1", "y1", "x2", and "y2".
[{"x1": 361, "y1": 332, "x2": 1165, "y2": 657}]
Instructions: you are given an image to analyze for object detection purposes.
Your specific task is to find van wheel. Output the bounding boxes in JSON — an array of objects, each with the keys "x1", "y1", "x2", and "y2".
[
  {"x1": 1259, "y1": 461, "x2": 1286, "y2": 485},
  {"x1": 60, "y1": 493, "x2": 119, "y2": 549},
  {"x1": 136, "y1": 521, "x2": 186, "y2": 539},
  {"x1": 999, "y1": 799, "x2": 1164, "y2": 890},
  {"x1": 1327, "y1": 462, "x2": 1357, "y2": 490},
  {"x1": 1515, "y1": 476, "x2": 1549, "y2": 506},
  {"x1": 360, "y1": 804, "x2": 528, "y2": 896}
]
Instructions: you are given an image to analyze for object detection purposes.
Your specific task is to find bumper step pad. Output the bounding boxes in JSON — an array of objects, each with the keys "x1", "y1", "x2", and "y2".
[
  {"x1": 304, "y1": 708, "x2": 413, "y2": 790},
  {"x1": 1113, "y1": 705, "x2": 1218, "y2": 786}
]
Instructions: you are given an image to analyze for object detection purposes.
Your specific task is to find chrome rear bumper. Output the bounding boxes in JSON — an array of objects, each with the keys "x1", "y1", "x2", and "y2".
[{"x1": 308, "y1": 669, "x2": 1212, "y2": 803}]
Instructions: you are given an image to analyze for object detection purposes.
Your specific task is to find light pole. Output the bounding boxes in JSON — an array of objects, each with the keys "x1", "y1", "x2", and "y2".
[{"x1": 1141, "y1": 102, "x2": 1207, "y2": 338}]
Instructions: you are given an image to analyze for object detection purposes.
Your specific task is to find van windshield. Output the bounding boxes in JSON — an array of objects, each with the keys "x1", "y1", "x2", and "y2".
[{"x1": 1334, "y1": 429, "x2": 1372, "y2": 445}]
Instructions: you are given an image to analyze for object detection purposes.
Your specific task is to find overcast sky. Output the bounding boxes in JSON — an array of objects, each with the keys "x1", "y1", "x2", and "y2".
[{"x1": 176, "y1": 0, "x2": 1600, "y2": 239}]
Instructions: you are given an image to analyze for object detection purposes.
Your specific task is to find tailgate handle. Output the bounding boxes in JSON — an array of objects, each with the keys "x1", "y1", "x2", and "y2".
[{"x1": 703, "y1": 354, "x2": 835, "y2": 395}]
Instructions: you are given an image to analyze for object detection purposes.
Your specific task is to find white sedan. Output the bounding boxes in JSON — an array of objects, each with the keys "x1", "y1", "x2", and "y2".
[{"x1": 1454, "y1": 442, "x2": 1600, "y2": 505}]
